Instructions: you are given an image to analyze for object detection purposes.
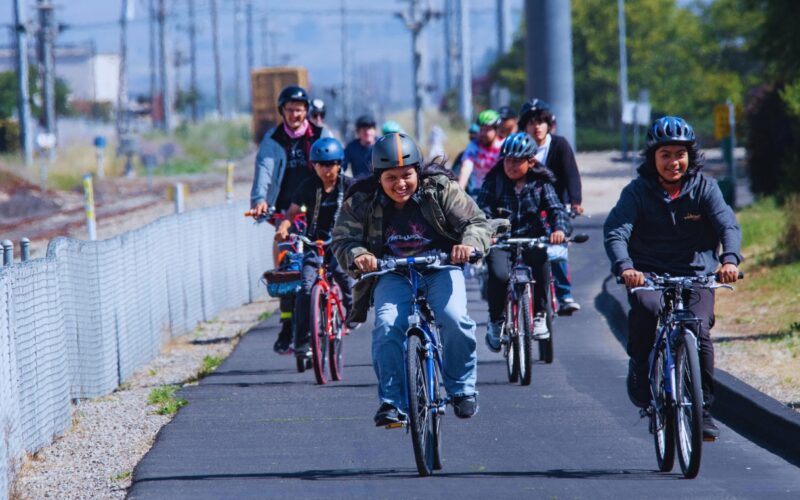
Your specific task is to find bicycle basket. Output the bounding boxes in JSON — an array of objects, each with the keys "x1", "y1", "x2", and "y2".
[{"x1": 262, "y1": 250, "x2": 303, "y2": 297}]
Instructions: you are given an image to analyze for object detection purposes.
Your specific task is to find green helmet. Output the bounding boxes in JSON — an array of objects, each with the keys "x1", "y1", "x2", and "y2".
[
  {"x1": 381, "y1": 120, "x2": 404, "y2": 135},
  {"x1": 476, "y1": 109, "x2": 500, "y2": 127},
  {"x1": 371, "y1": 132, "x2": 423, "y2": 171}
]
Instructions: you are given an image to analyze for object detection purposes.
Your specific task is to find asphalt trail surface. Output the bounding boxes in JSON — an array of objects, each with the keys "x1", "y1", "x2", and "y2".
[{"x1": 129, "y1": 222, "x2": 800, "y2": 499}]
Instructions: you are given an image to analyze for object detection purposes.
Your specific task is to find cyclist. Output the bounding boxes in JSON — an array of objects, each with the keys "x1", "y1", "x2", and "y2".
[
  {"x1": 477, "y1": 132, "x2": 571, "y2": 352},
  {"x1": 275, "y1": 137, "x2": 355, "y2": 362},
  {"x1": 451, "y1": 124, "x2": 480, "y2": 177},
  {"x1": 331, "y1": 132, "x2": 491, "y2": 426},
  {"x1": 343, "y1": 114, "x2": 377, "y2": 178},
  {"x1": 250, "y1": 84, "x2": 333, "y2": 355},
  {"x1": 458, "y1": 109, "x2": 503, "y2": 197},
  {"x1": 309, "y1": 98, "x2": 327, "y2": 129},
  {"x1": 603, "y1": 116, "x2": 742, "y2": 440},
  {"x1": 518, "y1": 98, "x2": 582, "y2": 315},
  {"x1": 496, "y1": 105, "x2": 518, "y2": 141}
]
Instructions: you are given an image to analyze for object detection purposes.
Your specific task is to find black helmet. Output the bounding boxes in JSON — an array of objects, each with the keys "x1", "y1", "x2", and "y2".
[
  {"x1": 310, "y1": 137, "x2": 344, "y2": 163},
  {"x1": 277, "y1": 85, "x2": 310, "y2": 109},
  {"x1": 646, "y1": 116, "x2": 695, "y2": 150},
  {"x1": 497, "y1": 105, "x2": 516, "y2": 121},
  {"x1": 500, "y1": 132, "x2": 537, "y2": 159},
  {"x1": 371, "y1": 132, "x2": 423, "y2": 171},
  {"x1": 355, "y1": 114, "x2": 376, "y2": 129},
  {"x1": 309, "y1": 98, "x2": 326, "y2": 117},
  {"x1": 518, "y1": 98, "x2": 551, "y2": 128}
]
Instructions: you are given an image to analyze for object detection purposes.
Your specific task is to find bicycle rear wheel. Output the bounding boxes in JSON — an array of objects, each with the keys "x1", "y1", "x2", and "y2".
[
  {"x1": 519, "y1": 285, "x2": 534, "y2": 386},
  {"x1": 309, "y1": 285, "x2": 328, "y2": 385},
  {"x1": 406, "y1": 333, "x2": 436, "y2": 476},
  {"x1": 505, "y1": 297, "x2": 519, "y2": 383},
  {"x1": 652, "y1": 343, "x2": 675, "y2": 472},
  {"x1": 328, "y1": 284, "x2": 345, "y2": 381},
  {"x1": 675, "y1": 332, "x2": 704, "y2": 478},
  {"x1": 538, "y1": 275, "x2": 555, "y2": 364}
]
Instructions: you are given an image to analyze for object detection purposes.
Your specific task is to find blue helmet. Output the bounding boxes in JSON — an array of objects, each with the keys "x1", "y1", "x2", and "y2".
[
  {"x1": 646, "y1": 116, "x2": 695, "y2": 150},
  {"x1": 310, "y1": 137, "x2": 344, "y2": 163},
  {"x1": 500, "y1": 132, "x2": 537, "y2": 159}
]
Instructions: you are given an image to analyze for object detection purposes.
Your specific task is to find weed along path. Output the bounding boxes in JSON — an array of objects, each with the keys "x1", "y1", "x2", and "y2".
[{"x1": 128, "y1": 221, "x2": 800, "y2": 499}]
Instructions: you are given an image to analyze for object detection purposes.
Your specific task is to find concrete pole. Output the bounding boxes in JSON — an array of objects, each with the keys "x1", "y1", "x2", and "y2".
[
  {"x1": 117, "y1": 0, "x2": 129, "y2": 139},
  {"x1": 340, "y1": 0, "x2": 349, "y2": 140},
  {"x1": 497, "y1": 0, "x2": 512, "y2": 54},
  {"x1": 260, "y1": 15, "x2": 268, "y2": 65},
  {"x1": 524, "y1": 0, "x2": 576, "y2": 148},
  {"x1": 617, "y1": 0, "x2": 629, "y2": 157},
  {"x1": 458, "y1": 0, "x2": 472, "y2": 124},
  {"x1": 2, "y1": 241, "x2": 12, "y2": 266},
  {"x1": 443, "y1": 0, "x2": 451, "y2": 91},
  {"x1": 158, "y1": 0, "x2": 172, "y2": 130},
  {"x1": 188, "y1": 0, "x2": 199, "y2": 122},
  {"x1": 149, "y1": 0, "x2": 158, "y2": 127},
  {"x1": 727, "y1": 98, "x2": 737, "y2": 209},
  {"x1": 411, "y1": 1, "x2": 424, "y2": 141},
  {"x1": 13, "y1": 0, "x2": 34, "y2": 166},
  {"x1": 233, "y1": 0, "x2": 241, "y2": 113},
  {"x1": 20, "y1": 238, "x2": 30, "y2": 262},
  {"x1": 211, "y1": 0, "x2": 223, "y2": 116},
  {"x1": 37, "y1": 0, "x2": 56, "y2": 149}
]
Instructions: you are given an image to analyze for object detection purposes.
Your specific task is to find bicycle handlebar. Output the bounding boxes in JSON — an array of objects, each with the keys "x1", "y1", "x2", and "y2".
[
  {"x1": 616, "y1": 271, "x2": 745, "y2": 293},
  {"x1": 351, "y1": 251, "x2": 484, "y2": 281},
  {"x1": 492, "y1": 233, "x2": 589, "y2": 249}
]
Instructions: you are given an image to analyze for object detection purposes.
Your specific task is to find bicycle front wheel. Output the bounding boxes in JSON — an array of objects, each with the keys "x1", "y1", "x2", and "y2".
[
  {"x1": 328, "y1": 284, "x2": 345, "y2": 381},
  {"x1": 406, "y1": 334, "x2": 437, "y2": 476},
  {"x1": 519, "y1": 285, "x2": 534, "y2": 386},
  {"x1": 505, "y1": 296, "x2": 519, "y2": 383},
  {"x1": 309, "y1": 284, "x2": 328, "y2": 385},
  {"x1": 675, "y1": 332, "x2": 704, "y2": 478},
  {"x1": 652, "y1": 343, "x2": 675, "y2": 472}
]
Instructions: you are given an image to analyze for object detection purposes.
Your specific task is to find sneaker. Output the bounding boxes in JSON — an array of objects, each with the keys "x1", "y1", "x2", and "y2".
[
  {"x1": 374, "y1": 402, "x2": 407, "y2": 427},
  {"x1": 627, "y1": 360, "x2": 649, "y2": 409},
  {"x1": 558, "y1": 297, "x2": 581, "y2": 316},
  {"x1": 702, "y1": 410, "x2": 720, "y2": 440},
  {"x1": 452, "y1": 394, "x2": 478, "y2": 419},
  {"x1": 294, "y1": 343, "x2": 311, "y2": 359},
  {"x1": 484, "y1": 320, "x2": 503, "y2": 352},
  {"x1": 532, "y1": 313, "x2": 549, "y2": 339},
  {"x1": 273, "y1": 337, "x2": 294, "y2": 355},
  {"x1": 346, "y1": 321, "x2": 362, "y2": 331}
]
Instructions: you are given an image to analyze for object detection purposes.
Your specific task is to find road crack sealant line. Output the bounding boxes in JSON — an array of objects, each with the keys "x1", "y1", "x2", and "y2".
[{"x1": 595, "y1": 274, "x2": 800, "y2": 468}]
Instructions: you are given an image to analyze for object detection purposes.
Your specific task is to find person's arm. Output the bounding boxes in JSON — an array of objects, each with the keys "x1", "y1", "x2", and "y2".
[
  {"x1": 540, "y1": 182, "x2": 570, "y2": 243},
  {"x1": 702, "y1": 178, "x2": 742, "y2": 282},
  {"x1": 331, "y1": 197, "x2": 374, "y2": 277},
  {"x1": 603, "y1": 184, "x2": 639, "y2": 277},
  {"x1": 457, "y1": 158, "x2": 474, "y2": 190},
  {"x1": 250, "y1": 137, "x2": 275, "y2": 215},
  {"x1": 553, "y1": 137, "x2": 582, "y2": 209},
  {"x1": 275, "y1": 203, "x2": 301, "y2": 241}
]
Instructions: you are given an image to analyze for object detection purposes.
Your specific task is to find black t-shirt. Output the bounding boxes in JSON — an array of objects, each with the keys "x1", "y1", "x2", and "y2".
[
  {"x1": 382, "y1": 198, "x2": 454, "y2": 258},
  {"x1": 291, "y1": 175, "x2": 354, "y2": 240},
  {"x1": 276, "y1": 136, "x2": 313, "y2": 210}
]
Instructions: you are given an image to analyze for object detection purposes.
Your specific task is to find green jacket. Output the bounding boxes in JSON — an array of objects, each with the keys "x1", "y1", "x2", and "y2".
[{"x1": 331, "y1": 173, "x2": 492, "y2": 322}]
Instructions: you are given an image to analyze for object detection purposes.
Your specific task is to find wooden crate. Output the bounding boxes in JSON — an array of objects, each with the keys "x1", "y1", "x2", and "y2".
[{"x1": 251, "y1": 67, "x2": 309, "y2": 144}]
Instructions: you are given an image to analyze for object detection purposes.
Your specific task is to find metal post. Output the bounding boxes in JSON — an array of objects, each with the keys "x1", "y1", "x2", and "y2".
[
  {"x1": 13, "y1": 0, "x2": 34, "y2": 166},
  {"x1": 188, "y1": 0, "x2": 199, "y2": 122},
  {"x1": 211, "y1": 0, "x2": 223, "y2": 116},
  {"x1": 233, "y1": 0, "x2": 241, "y2": 113},
  {"x1": 525, "y1": 0, "x2": 576, "y2": 148},
  {"x1": 38, "y1": 0, "x2": 57, "y2": 155},
  {"x1": 340, "y1": 0, "x2": 349, "y2": 140},
  {"x1": 246, "y1": 0, "x2": 254, "y2": 109},
  {"x1": 174, "y1": 182, "x2": 185, "y2": 213},
  {"x1": 617, "y1": 0, "x2": 629, "y2": 158},
  {"x1": 458, "y1": 0, "x2": 472, "y2": 124},
  {"x1": 83, "y1": 174, "x2": 97, "y2": 241},
  {"x1": 117, "y1": 0, "x2": 130, "y2": 140},
  {"x1": 20, "y1": 238, "x2": 30, "y2": 262},
  {"x1": 149, "y1": 0, "x2": 158, "y2": 128},
  {"x1": 398, "y1": 0, "x2": 437, "y2": 141},
  {"x1": 226, "y1": 161, "x2": 235, "y2": 203},
  {"x1": 158, "y1": 0, "x2": 172, "y2": 130},
  {"x1": 443, "y1": 0, "x2": 452, "y2": 91},
  {"x1": 498, "y1": 0, "x2": 512, "y2": 54},
  {"x1": 727, "y1": 98, "x2": 737, "y2": 209},
  {"x1": 2, "y1": 240, "x2": 13, "y2": 266}
]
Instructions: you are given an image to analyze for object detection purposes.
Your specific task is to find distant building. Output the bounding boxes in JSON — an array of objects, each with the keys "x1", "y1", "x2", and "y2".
[{"x1": 0, "y1": 43, "x2": 120, "y2": 105}]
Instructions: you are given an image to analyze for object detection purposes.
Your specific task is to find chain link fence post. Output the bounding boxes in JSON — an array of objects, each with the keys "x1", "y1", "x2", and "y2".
[
  {"x1": 20, "y1": 238, "x2": 30, "y2": 262},
  {"x1": 2, "y1": 240, "x2": 13, "y2": 266}
]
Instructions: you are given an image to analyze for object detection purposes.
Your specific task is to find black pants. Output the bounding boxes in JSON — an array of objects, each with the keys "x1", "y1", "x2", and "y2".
[
  {"x1": 486, "y1": 246, "x2": 549, "y2": 322},
  {"x1": 627, "y1": 287, "x2": 716, "y2": 407},
  {"x1": 293, "y1": 252, "x2": 353, "y2": 350}
]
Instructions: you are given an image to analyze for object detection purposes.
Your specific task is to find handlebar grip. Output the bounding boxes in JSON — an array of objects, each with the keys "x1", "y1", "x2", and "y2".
[{"x1": 468, "y1": 251, "x2": 484, "y2": 263}]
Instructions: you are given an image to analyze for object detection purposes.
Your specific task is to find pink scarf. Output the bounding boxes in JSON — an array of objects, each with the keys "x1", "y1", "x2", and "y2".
[{"x1": 283, "y1": 120, "x2": 309, "y2": 139}]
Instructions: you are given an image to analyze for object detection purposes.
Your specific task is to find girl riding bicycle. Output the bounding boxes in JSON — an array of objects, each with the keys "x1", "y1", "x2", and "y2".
[
  {"x1": 276, "y1": 137, "x2": 355, "y2": 362},
  {"x1": 331, "y1": 132, "x2": 491, "y2": 426},
  {"x1": 603, "y1": 116, "x2": 742, "y2": 440},
  {"x1": 476, "y1": 132, "x2": 571, "y2": 352}
]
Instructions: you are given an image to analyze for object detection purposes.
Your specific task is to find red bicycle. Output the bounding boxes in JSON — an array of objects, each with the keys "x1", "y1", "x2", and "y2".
[{"x1": 290, "y1": 234, "x2": 348, "y2": 385}]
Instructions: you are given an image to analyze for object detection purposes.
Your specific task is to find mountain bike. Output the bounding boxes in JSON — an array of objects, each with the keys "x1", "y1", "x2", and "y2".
[
  {"x1": 624, "y1": 273, "x2": 740, "y2": 478},
  {"x1": 491, "y1": 234, "x2": 588, "y2": 385},
  {"x1": 357, "y1": 251, "x2": 481, "y2": 476},
  {"x1": 290, "y1": 234, "x2": 348, "y2": 385}
]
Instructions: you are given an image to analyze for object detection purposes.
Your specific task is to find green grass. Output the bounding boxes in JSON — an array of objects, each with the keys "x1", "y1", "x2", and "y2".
[
  {"x1": 258, "y1": 311, "x2": 273, "y2": 322},
  {"x1": 738, "y1": 197, "x2": 786, "y2": 250},
  {"x1": 575, "y1": 125, "x2": 621, "y2": 151},
  {"x1": 112, "y1": 470, "x2": 132, "y2": 481},
  {"x1": 147, "y1": 385, "x2": 187, "y2": 415},
  {"x1": 200, "y1": 355, "x2": 222, "y2": 375}
]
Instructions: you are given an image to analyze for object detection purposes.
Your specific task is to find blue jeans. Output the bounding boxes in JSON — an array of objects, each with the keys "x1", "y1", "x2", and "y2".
[
  {"x1": 550, "y1": 259, "x2": 572, "y2": 301},
  {"x1": 371, "y1": 268, "x2": 477, "y2": 411}
]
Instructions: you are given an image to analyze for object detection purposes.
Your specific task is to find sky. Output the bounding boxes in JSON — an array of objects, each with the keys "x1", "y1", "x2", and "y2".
[{"x1": 2, "y1": 0, "x2": 524, "y2": 120}]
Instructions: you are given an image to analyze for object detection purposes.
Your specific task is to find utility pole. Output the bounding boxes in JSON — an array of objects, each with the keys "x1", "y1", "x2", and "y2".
[
  {"x1": 149, "y1": 0, "x2": 158, "y2": 127},
  {"x1": 260, "y1": 14, "x2": 269, "y2": 66},
  {"x1": 617, "y1": 0, "x2": 629, "y2": 158},
  {"x1": 246, "y1": 2, "x2": 254, "y2": 71},
  {"x1": 117, "y1": 0, "x2": 130, "y2": 139},
  {"x1": 457, "y1": 0, "x2": 472, "y2": 125},
  {"x1": 442, "y1": 0, "x2": 451, "y2": 91},
  {"x1": 397, "y1": 0, "x2": 439, "y2": 141},
  {"x1": 158, "y1": 0, "x2": 172, "y2": 130},
  {"x1": 233, "y1": 0, "x2": 242, "y2": 113},
  {"x1": 340, "y1": 0, "x2": 349, "y2": 140},
  {"x1": 497, "y1": 0, "x2": 511, "y2": 54},
  {"x1": 210, "y1": 0, "x2": 223, "y2": 116},
  {"x1": 188, "y1": 0, "x2": 199, "y2": 122},
  {"x1": 13, "y1": 0, "x2": 33, "y2": 166},
  {"x1": 37, "y1": 0, "x2": 56, "y2": 149}
]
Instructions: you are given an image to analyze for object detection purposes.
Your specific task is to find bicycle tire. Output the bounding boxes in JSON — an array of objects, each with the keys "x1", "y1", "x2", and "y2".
[
  {"x1": 505, "y1": 297, "x2": 520, "y2": 383},
  {"x1": 519, "y1": 285, "x2": 534, "y2": 386},
  {"x1": 432, "y1": 358, "x2": 443, "y2": 471},
  {"x1": 538, "y1": 274, "x2": 555, "y2": 364},
  {"x1": 675, "y1": 332, "x2": 704, "y2": 478},
  {"x1": 309, "y1": 284, "x2": 328, "y2": 385},
  {"x1": 328, "y1": 284, "x2": 345, "y2": 381},
  {"x1": 406, "y1": 333, "x2": 436, "y2": 476},
  {"x1": 652, "y1": 342, "x2": 675, "y2": 472}
]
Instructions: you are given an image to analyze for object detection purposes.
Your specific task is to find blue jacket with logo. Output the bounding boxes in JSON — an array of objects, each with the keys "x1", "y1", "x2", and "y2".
[{"x1": 603, "y1": 166, "x2": 742, "y2": 277}]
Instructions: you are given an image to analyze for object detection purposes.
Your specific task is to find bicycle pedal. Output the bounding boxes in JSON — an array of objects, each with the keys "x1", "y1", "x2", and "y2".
[
  {"x1": 703, "y1": 435, "x2": 718, "y2": 443},
  {"x1": 384, "y1": 422, "x2": 406, "y2": 430}
]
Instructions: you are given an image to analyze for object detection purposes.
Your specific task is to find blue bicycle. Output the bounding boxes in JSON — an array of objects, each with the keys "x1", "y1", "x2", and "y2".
[{"x1": 358, "y1": 251, "x2": 480, "y2": 476}]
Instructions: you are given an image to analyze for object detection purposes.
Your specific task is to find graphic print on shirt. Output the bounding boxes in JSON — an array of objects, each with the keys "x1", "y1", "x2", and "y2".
[
  {"x1": 287, "y1": 139, "x2": 307, "y2": 170},
  {"x1": 384, "y1": 221, "x2": 433, "y2": 257}
]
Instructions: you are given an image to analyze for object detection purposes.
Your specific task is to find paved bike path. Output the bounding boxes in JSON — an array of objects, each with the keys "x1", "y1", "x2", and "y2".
[{"x1": 128, "y1": 223, "x2": 800, "y2": 499}]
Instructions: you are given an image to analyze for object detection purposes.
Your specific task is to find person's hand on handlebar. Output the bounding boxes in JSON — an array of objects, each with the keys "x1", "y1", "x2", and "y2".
[
  {"x1": 621, "y1": 268, "x2": 646, "y2": 288},
  {"x1": 549, "y1": 230, "x2": 566, "y2": 245},
  {"x1": 717, "y1": 263, "x2": 739, "y2": 284},
  {"x1": 450, "y1": 244, "x2": 475, "y2": 265},
  {"x1": 274, "y1": 220, "x2": 292, "y2": 242},
  {"x1": 251, "y1": 201, "x2": 269, "y2": 219},
  {"x1": 354, "y1": 253, "x2": 378, "y2": 273},
  {"x1": 571, "y1": 204, "x2": 584, "y2": 216}
]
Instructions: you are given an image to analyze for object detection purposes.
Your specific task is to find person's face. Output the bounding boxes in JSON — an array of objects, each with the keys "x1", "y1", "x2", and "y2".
[
  {"x1": 654, "y1": 144, "x2": 689, "y2": 183},
  {"x1": 313, "y1": 161, "x2": 341, "y2": 184},
  {"x1": 281, "y1": 101, "x2": 307, "y2": 130},
  {"x1": 357, "y1": 126, "x2": 376, "y2": 146},
  {"x1": 478, "y1": 125, "x2": 497, "y2": 146},
  {"x1": 309, "y1": 111, "x2": 324, "y2": 127},
  {"x1": 526, "y1": 119, "x2": 549, "y2": 144},
  {"x1": 498, "y1": 118, "x2": 518, "y2": 138},
  {"x1": 379, "y1": 166, "x2": 418, "y2": 206},
  {"x1": 503, "y1": 157, "x2": 532, "y2": 181}
]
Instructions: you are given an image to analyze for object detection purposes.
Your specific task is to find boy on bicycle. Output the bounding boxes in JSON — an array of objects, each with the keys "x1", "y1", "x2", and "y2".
[
  {"x1": 331, "y1": 133, "x2": 491, "y2": 426},
  {"x1": 603, "y1": 116, "x2": 741, "y2": 439},
  {"x1": 275, "y1": 137, "x2": 355, "y2": 363},
  {"x1": 477, "y1": 132, "x2": 571, "y2": 352}
]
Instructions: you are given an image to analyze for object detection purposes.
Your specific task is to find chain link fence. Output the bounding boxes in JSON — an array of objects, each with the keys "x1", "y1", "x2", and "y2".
[{"x1": 0, "y1": 202, "x2": 273, "y2": 498}]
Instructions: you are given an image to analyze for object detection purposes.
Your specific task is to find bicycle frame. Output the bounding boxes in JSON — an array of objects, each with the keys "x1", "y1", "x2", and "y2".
[{"x1": 296, "y1": 236, "x2": 348, "y2": 339}]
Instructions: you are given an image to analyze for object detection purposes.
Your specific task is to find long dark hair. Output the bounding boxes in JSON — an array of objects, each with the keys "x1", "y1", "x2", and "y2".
[
  {"x1": 637, "y1": 141, "x2": 706, "y2": 179},
  {"x1": 345, "y1": 157, "x2": 457, "y2": 199}
]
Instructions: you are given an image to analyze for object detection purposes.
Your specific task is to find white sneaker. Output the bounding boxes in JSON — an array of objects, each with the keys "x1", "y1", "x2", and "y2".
[{"x1": 532, "y1": 313, "x2": 549, "y2": 340}]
